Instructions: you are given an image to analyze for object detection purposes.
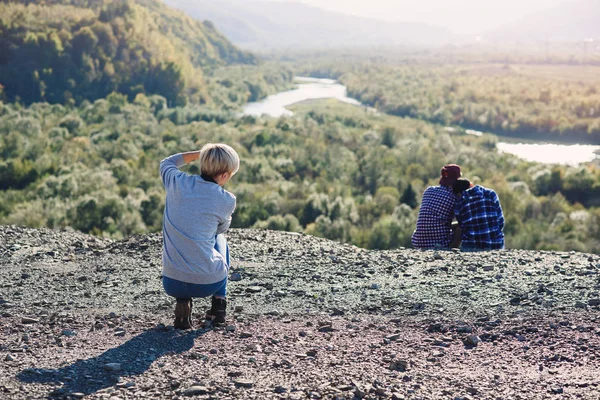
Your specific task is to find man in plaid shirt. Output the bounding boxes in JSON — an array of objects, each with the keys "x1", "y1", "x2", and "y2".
[
  {"x1": 412, "y1": 164, "x2": 462, "y2": 249},
  {"x1": 453, "y1": 178, "x2": 505, "y2": 250}
]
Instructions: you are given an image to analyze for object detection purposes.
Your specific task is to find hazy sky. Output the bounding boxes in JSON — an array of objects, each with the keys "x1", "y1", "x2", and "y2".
[{"x1": 267, "y1": 0, "x2": 568, "y2": 34}]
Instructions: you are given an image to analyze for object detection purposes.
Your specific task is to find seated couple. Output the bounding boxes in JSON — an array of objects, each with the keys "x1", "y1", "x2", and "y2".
[{"x1": 411, "y1": 164, "x2": 505, "y2": 250}]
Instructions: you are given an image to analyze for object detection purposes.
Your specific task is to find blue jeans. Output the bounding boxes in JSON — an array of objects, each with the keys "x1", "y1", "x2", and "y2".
[{"x1": 162, "y1": 234, "x2": 229, "y2": 298}]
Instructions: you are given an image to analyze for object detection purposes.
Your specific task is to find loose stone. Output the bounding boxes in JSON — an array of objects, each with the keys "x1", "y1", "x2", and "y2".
[
  {"x1": 233, "y1": 380, "x2": 253, "y2": 388},
  {"x1": 183, "y1": 386, "x2": 209, "y2": 396},
  {"x1": 464, "y1": 335, "x2": 481, "y2": 347},
  {"x1": 103, "y1": 363, "x2": 122, "y2": 372}
]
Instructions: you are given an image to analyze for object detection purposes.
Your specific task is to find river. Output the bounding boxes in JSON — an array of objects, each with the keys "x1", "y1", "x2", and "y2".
[{"x1": 243, "y1": 77, "x2": 600, "y2": 166}]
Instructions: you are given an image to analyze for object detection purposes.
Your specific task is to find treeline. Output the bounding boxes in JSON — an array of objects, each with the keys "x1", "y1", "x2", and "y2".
[
  {"x1": 290, "y1": 56, "x2": 600, "y2": 144},
  {"x1": 1, "y1": 96, "x2": 599, "y2": 253},
  {"x1": 270, "y1": 44, "x2": 600, "y2": 68},
  {"x1": 0, "y1": 0, "x2": 264, "y2": 106}
]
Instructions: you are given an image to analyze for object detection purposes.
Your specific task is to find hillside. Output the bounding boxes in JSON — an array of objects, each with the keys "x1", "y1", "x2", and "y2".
[
  {"x1": 0, "y1": 225, "x2": 599, "y2": 398},
  {"x1": 0, "y1": 0, "x2": 258, "y2": 106},
  {"x1": 163, "y1": 0, "x2": 451, "y2": 50},
  {"x1": 488, "y1": 0, "x2": 600, "y2": 42}
]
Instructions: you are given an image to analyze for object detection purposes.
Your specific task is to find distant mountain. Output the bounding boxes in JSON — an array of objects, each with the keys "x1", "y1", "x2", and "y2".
[
  {"x1": 163, "y1": 0, "x2": 452, "y2": 50},
  {"x1": 0, "y1": 0, "x2": 257, "y2": 106},
  {"x1": 487, "y1": 0, "x2": 600, "y2": 41}
]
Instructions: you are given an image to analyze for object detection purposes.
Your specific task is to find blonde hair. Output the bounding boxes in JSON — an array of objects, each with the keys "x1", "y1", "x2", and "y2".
[{"x1": 199, "y1": 143, "x2": 240, "y2": 178}]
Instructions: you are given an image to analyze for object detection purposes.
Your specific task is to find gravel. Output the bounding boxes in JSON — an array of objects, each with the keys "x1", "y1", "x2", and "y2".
[{"x1": 1, "y1": 225, "x2": 600, "y2": 399}]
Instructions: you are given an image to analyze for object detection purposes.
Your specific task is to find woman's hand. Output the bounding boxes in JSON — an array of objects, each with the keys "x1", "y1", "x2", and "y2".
[{"x1": 181, "y1": 150, "x2": 201, "y2": 164}]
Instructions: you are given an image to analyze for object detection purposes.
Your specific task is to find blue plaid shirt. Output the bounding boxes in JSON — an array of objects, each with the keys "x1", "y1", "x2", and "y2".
[{"x1": 454, "y1": 185, "x2": 505, "y2": 249}]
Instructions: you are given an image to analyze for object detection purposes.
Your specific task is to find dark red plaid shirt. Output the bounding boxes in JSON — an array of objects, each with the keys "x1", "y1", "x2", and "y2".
[{"x1": 412, "y1": 185, "x2": 455, "y2": 248}]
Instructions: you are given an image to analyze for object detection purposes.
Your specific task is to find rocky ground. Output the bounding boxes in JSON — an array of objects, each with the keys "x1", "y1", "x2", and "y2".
[{"x1": 1, "y1": 225, "x2": 600, "y2": 399}]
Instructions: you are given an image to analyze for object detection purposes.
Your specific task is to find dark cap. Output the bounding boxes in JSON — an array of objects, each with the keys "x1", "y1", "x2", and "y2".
[
  {"x1": 452, "y1": 178, "x2": 472, "y2": 194},
  {"x1": 439, "y1": 164, "x2": 461, "y2": 186}
]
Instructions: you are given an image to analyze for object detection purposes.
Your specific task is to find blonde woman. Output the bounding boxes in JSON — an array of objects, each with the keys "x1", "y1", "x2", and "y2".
[{"x1": 159, "y1": 143, "x2": 239, "y2": 329}]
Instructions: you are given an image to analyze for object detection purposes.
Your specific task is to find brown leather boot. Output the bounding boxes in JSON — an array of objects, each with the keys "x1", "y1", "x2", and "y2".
[
  {"x1": 174, "y1": 298, "x2": 192, "y2": 329},
  {"x1": 205, "y1": 296, "x2": 226, "y2": 325}
]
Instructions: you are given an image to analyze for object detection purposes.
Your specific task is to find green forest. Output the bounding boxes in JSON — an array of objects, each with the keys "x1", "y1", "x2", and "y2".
[
  {"x1": 0, "y1": 0, "x2": 279, "y2": 106},
  {"x1": 1, "y1": 96, "x2": 599, "y2": 252},
  {"x1": 1, "y1": 0, "x2": 600, "y2": 254},
  {"x1": 294, "y1": 57, "x2": 600, "y2": 144}
]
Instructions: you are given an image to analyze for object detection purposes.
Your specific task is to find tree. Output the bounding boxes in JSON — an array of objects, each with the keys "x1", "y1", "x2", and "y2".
[{"x1": 400, "y1": 183, "x2": 417, "y2": 208}]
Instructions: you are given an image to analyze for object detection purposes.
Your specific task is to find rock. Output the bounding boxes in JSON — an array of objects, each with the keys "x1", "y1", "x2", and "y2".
[
  {"x1": 483, "y1": 265, "x2": 494, "y2": 271},
  {"x1": 246, "y1": 286, "x2": 262, "y2": 293},
  {"x1": 21, "y1": 317, "x2": 39, "y2": 324},
  {"x1": 230, "y1": 272, "x2": 242, "y2": 282},
  {"x1": 575, "y1": 301, "x2": 587, "y2": 308},
  {"x1": 369, "y1": 283, "x2": 380, "y2": 290},
  {"x1": 466, "y1": 387, "x2": 478, "y2": 395},
  {"x1": 225, "y1": 325, "x2": 235, "y2": 332},
  {"x1": 103, "y1": 363, "x2": 122, "y2": 372},
  {"x1": 550, "y1": 387, "x2": 563, "y2": 394},
  {"x1": 114, "y1": 329, "x2": 126, "y2": 337},
  {"x1": 183, "y1": 386, "x2": 209, "y2": 396},
  {"x1": 427, "y1": 323, "x2": 446, "y2": 333},
  {"x1": 234, "y1": 305, "x2": 244, "y2": 312},
  {"x1": 274, "y1": 386, "x2": 287, "y2": 393},
  {"x1": 588, "y1": 299, "x2": 600, "y2": 307},
  {"x1": 5, "y1": 354, "x2": 15, "y2": 361},
  {"x1": 464, "y1": 335, "x2": 481, "y2": 347},
  {"x1": 456, "y1": 326, "x2": 473, "y2": 333},
  {"x1": 510, "y1": 297, "x2": 522, "y2": 305},
  {"x1": 389, "y1": 360, "x2": 408, "y2": 372},
  {"x1": 233, "y1": 380, "x2": 253, "y2": 388},
  {"x1": 354, "y1": 387, "x2": 368, "y2": 399},
  {"x1": 318, "y1": 325, "x2": 335, "y2": 333},
  {"x1": 330, "y1": 308, "x2": 345, "y2": 316},
  {"x1": 61, "y1": 329, "x2": 77, "y2": 337},
  {"x1": 433, "y1": 252, "x2": 443, "y2": 260}
]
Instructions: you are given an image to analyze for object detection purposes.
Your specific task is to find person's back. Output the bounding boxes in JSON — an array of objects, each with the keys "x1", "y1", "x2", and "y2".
[
  {"x1": 454, "y1": 183, "x2": 504, "y2": 250},
  {"x1": 161, "y1": 164, "x2": 235, "y2": 284},
  {"x1": 412, "y1": 164, "x2": 462, "y2": 249},
  {"x1": 411, "y1": 185, "x2": 456, "y2": 248}
]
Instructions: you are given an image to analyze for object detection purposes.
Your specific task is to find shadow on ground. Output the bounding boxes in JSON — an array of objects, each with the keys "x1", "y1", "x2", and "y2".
[{"x1": 17, "y1": 328, "x2": 203, "y2": 397}]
